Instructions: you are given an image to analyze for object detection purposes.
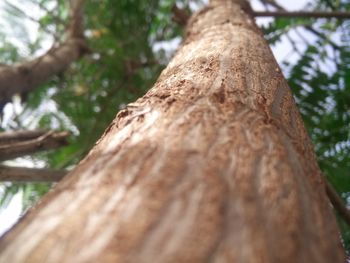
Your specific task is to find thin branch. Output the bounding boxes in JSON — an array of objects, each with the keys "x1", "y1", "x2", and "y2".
[
  {"x1": 285, "y1": 32, "x2": 302, "y2": 56},
  {"x1": 68, "y1": 0, "x2": 86, "y2": 39},
  {"x1": 258, "y1": 0, "x2": 340, "y2": 50},
  {"x1": 325, "y1": 180, "x2": 350, "y2": 227},
  {"x1": 254, "y1": 11, "x2": 350, "y2": 19},
  {"x1": 171, "y1": 4, "x2": 190, "y2": 26},
  {"x1": 34, "y1": 0, "x2": 65, "y2": 25},
  {"x1": 0, "y1": 131, "x2": 69, "y2": 161},
  {"x1": 303, "y1": 25, "x2": 340, "y2": 50},
  {"x1": 0, "y1": 165, "x2": 66, "y2": 182},
  {"x1": 0, "y1": 130, "x2": 48, "y2": 144},
  {"x1": 294, "y1": 27, "x2": 311, "y2": 46},
  {"x1": 260, "y1": 0, "x2": 284, "y2": 11},
  {"x1": 4, "y1": 0, "x2": 57, "y2": 37}
]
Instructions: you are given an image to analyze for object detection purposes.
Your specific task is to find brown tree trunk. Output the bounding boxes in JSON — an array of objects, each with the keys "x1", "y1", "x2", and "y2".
[{"x1": 0, "y1": 0, "x2": 345, "y2": 262}]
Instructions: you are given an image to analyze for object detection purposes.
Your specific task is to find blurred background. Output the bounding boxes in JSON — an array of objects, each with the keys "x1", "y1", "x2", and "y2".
[{"x1": 0, "y1": 0, "x2": 349, "y2": 253}]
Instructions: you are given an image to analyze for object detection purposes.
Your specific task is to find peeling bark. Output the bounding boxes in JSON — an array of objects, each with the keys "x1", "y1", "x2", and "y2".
[
  {"x1": 0, "y1": 0, "x2": 87, "y2": 106},
  {"x1": 0, "y1": 0, "x2": 345, "y2": 262}
]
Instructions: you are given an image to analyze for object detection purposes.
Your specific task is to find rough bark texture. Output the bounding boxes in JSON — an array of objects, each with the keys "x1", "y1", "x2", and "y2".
[
  {"x1": 0, "y1": 0, "x2": 345, "y2": 262},
  {"x1": 0, "y1": 0, "x2": 87, "y2": 107}
]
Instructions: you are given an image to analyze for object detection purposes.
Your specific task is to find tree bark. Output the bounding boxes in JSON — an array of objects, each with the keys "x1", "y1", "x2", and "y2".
[
  {"x1": 0, "y1": 0, "x2": 87, "y2": 107},
  {"x1": 0, "y1": 131, "x2": 69, "y2": 161},
  {"x1": 0, "y1": 130, "x2": 50, "y2": 143},
  {"x1": 0, "y1": 0, "x2": 345, "y2": 262},
  {"x1": 0, "y1": 165, "x2": 66, "y2": 182}
]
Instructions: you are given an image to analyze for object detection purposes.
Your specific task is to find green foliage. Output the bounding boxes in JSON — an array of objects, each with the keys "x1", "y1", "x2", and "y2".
[
  {"x1": 0, "y1": 183, "x2": 21, "y2": 208},
  {"x1": 262, "y1": 16, "x2": 312, "y2": 45},
  {"x1": 0, "y1": 33, "x2": 20, "y2": 63},
  {"x1": 21, "y1": 182, "x2": 50, "y2": 210}
]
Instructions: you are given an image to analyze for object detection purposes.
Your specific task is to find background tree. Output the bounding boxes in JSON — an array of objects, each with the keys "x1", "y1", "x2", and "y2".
[{"x1": 0, "y1": 0, "x2": 349, "y2": 258}]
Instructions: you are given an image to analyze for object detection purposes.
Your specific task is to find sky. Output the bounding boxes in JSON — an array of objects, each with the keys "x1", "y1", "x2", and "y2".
[{"x1": 0, "y1": 0, "x2": 315, "y2": 236}]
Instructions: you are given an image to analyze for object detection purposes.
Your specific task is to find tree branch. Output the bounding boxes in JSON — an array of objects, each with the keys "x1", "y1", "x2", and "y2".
[
  {"x1": 0, "y1": 165, "x2": 66, "y2": 182},
  {"x1": 4, "y1": 0, "x2": 58, "y2": 37},
  {"x1": 0, "y1": 130, "x2": 49, "y2": 144},
  {"x1": 258, "y1": 0, "x2": 340, "y2": 50},
  {"x1": 260, "y1": 0, "x2": 286, "y2": 11},
  {"x1": 0, "y1": 0, "x2": 88, "y2": 107},
  {"x1": 325, "y1": 180, "x2": 350, "y2": 227},
  {"x1": 171, "y1": 4, "x2": 190, "y2": 26},
  {"x1": 254, "y1": 11, "x2": 350, "y2": 19},
  {"x1": 0, "y1": 131, "x2": 69, "y2": 161}
]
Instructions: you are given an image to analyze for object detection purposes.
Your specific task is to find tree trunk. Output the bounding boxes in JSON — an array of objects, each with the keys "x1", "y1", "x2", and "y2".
[{"x1": 0, "y1": 0, "x2": 345, "y2": 262}]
